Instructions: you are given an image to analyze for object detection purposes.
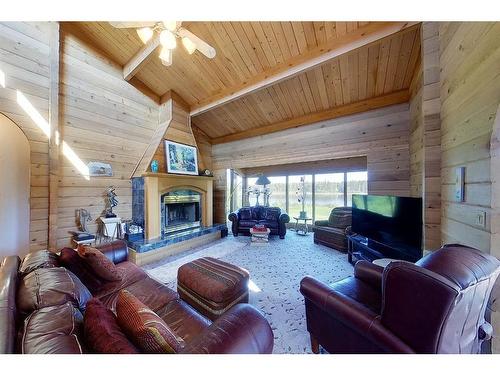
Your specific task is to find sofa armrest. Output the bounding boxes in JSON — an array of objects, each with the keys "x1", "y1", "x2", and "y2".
[
  {"x1": 354, "y1": 260, "x2": 384, "y2": 291},
  {"x1": 314, "y1": 220, "x2": 330, "y2": 227},
  {"x1": 95, "y1": 240, "x2": 128, "y2": 264},
  {"x1": 228, "y1": 212, "x2": 239, "y2": 222},
  {"x1": 279, "y1": 212, "x2": 290, "y2": 223},
  {"x1": 300, "y1": 276, "x2": 414, "y2": 353},
  {"x1": 180, "y1": 304, "x2": 274, "y2": 354}
]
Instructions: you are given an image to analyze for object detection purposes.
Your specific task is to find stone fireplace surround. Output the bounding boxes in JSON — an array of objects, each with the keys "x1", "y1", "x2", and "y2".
[{"x1": 127, "y1": 173, "x2": 225, "y2": 266}]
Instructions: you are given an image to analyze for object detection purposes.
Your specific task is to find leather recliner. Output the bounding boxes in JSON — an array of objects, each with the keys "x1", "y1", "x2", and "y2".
[
  {"x1": 228, "y1": 206, "x2": 289, "y2": 239},
  {"x1": 312, "y1": 206, "x2": 352, "y2": 252},
  {"x1": 300, "y1": 244, "x2": 500, "y2": 354}
]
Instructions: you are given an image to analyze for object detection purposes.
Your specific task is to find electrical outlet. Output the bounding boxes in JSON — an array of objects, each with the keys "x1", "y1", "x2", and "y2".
[{"x1": 476, "y1": 211, "x2": 487, "y2": 228}]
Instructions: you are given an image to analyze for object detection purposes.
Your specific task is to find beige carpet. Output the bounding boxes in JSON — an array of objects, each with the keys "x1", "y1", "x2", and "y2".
[{"x1": 143, "y1": 233, "x2": 352, "y2": 354}]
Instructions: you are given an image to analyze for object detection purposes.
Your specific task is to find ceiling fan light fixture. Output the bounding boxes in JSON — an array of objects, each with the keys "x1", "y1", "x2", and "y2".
[
  {"x1": 163, "y1": 21, "x2": 178, "y2": 32},
  {"x1": 136, "y1": 27, "x2": 154, "y2": 44},
  {"x1": 159, "y1": 47, "x2": 173, "y2": 66},
  {"x1": 160, "y1": 29, "x2": 176, "y2": 49},
  {"x1": 182, "y1": 36, "x2": 196, "y2": 54}
]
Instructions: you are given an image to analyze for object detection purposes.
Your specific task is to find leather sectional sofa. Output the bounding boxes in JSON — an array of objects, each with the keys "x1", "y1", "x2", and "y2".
[
  {"x1": 0, "y1": 240, "x2": 274, "y2": 354},
  {"x1": 228, "y1": 206, "x2": 289, "y2": 239}
]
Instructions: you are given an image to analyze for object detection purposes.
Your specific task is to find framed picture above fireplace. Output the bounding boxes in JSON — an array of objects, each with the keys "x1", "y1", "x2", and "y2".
[{"x1": 165, "y1": 140, "x2": 199, "y2": 176}]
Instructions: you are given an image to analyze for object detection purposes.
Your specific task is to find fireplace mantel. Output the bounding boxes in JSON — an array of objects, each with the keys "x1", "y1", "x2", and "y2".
[{"x1": 143, "y1": 173, "x2": 214, "y2": 239}]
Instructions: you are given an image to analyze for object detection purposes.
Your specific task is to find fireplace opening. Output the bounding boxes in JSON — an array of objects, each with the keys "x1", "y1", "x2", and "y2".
[{"x1": 161, "y1": 189, "x2": 201, "y2": 234}]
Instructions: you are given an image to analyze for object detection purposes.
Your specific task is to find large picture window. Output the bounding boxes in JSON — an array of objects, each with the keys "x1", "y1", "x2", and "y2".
[{"x1": 236, "y1": 169, "x2": 368, "y2": 222}]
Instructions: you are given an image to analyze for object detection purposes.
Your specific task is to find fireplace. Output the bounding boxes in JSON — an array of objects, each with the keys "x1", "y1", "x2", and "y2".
[{"x1": 161, "y1": 190, "x2": 201, "y2": 234}]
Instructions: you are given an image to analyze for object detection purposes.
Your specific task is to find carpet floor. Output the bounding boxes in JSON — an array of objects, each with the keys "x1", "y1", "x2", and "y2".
[{"x1": 143, "y1": 233, "x2": 352, "y2": 354}]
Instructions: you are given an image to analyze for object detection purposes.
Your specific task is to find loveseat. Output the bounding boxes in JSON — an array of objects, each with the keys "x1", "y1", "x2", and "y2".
[
  {"x1": 0, "y1": 240, "x2": 274, "y2": 354},
  {"x1": 300, "y1": 244, "x2": 500, "y2": 354},
  {"x1": 228, "y1": 206, "x2": 289, "y2": 239}
]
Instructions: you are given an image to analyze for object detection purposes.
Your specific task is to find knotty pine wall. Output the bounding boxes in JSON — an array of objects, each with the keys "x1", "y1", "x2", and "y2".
[
  {"x1": 211, "y1": 103, "x2": 411, "y2": 222},
  {"x1": 439, "y1": 22, "x2": 500, "y2": 254},
  {"x1": 0, "y1": 22, "x2": 52, "y2": 252},
  {"x1": 57, "y1": 30, "x2": 159, "y2": 248}
]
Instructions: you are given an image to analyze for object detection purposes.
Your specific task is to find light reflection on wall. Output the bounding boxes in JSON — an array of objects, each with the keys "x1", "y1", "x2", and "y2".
[
  {"x1": 0, "y1": 69, "x2": 5, "y2": 88},
  {"x1": 15, "y1": 89, "x2": 90, "y2": 180}
]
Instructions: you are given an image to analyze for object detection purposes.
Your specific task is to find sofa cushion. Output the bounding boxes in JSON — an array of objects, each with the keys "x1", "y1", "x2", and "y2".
[
  {"x1": 265, "y1": 208, "x2": 280, "y2": 221},
  {"x1": 19, "y1": 302, "x2": 84, "y2": 354},
  {"x1": 0, "y1": 256, "x2": 21, "y2": 354},
  {"x1": 83, "y1": 298, "x2": 139, "y2": 354},
  {"x1": 78, "y1": 246, "x2": 122, "y2": 282},
  {"x1": 239, "y1": 208, "x2": 252, "y2": 220},
  {"x1": 17, "y1": 267, "x2": 92, "y2": 316},
  {"x1": 19, "y1": 250, "x2": 59, "y2": 276},
  {"x1": 239, "y1": 220, "x2": 257, "y2": 228},
  {"x1": 258, "y1": 220, "x2": 278, "y2": 229},
  {"x1": 59, "y1": 247, "x2": 105, "y2": 293},
  {"x1": 252, "y1": 207, "x2": 266, "y2": 220},
  {"x1": 116, "y1": 290, "x2": 185, "y2": 354}
]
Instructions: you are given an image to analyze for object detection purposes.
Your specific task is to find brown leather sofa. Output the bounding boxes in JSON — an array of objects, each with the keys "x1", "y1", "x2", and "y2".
[
  {"x1": 312, "y1": 207, "x2": 352, "y2": 252},
  {"x1": 300, "y1": 244, "x2": 500, "y2": 354},
  {"x1": 0, "y1": 241, "x2": 274, "y2": 354}
]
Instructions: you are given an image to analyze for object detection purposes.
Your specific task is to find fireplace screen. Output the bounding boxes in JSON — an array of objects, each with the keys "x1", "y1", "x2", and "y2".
[{"x1": 161, "y1": 190, "x2": 201, "y2": 234}]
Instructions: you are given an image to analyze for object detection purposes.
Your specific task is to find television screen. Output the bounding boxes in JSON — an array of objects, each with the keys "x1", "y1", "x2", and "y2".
[{"x1": 352, "y1": 194, "x2": 423, "y2": 261}]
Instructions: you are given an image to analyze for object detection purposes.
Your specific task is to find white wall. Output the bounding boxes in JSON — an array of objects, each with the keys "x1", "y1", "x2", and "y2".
[{"x1": 0, "y1": 113, "x2": 30, "y2": 258}]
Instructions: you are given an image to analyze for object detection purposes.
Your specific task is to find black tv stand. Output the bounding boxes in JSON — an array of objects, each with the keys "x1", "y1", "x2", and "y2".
[{"x1": 347, "y1": 234, "x2": 420, "y2": 265}]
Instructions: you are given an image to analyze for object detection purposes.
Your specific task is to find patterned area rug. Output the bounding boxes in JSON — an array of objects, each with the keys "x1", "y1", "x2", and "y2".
[{"x1": 143, "y1": 233, "x2": 352, "y2": 354}]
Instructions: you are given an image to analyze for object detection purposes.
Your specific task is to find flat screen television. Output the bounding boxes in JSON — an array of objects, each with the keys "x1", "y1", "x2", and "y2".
[{"x1": 352, "y1": 194, "x2": 423, "y2": 261}]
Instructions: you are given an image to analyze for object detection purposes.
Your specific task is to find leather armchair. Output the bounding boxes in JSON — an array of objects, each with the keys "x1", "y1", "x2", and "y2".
[
  {"x1": 229, "y1": 206, "x2": 289, "y2": 239},
  {"x1": 300, "y1": 244, "x2": 500, "y2": 354},
  {"x1": 313, "y1": 207, "x2": 352, "y2": 252}
]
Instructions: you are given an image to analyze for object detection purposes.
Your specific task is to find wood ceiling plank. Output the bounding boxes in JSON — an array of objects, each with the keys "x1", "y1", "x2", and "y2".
[
  {"x1": 271, "y1": 22, "x2": 292, "y2": 61},
  {"x1": 281, "y1": 22, "x2": 300, "y2": 57},
  {"x1": 336, "y1": 22, "x2": 348, "y2": 37},
  {"x1": 314, "y1": 64, "x2": 330, "y2": 110},
  {"x1": 250, "y1": 22, "x2": 278, "y2": 67},
  {"x1": 339, "y1": 54, "x2": 351, "y2": 104},
  {"x1": 261, "y1": 22, "x2": 285, "y2": 65},
  {"x1": 383, "y1": 32, "x2": 403, "y2": 93},
  {"x1": 298, "y1": 73, "x2": 318, "y2": 113},
  {"x1": 313, "y1": 22, "x2": 327, "y2": 46},
  {"x1": 190, "y1": 22, "x2": 417, "y2": 115},
  {"x1": 210, "y1": 90, "x2": 410, "y2": 144},
  {"x1": 348, "y1": 51, "x2": 360, "y2": 102},
  {"x1": 302, "y1": 22, "x2": 318, "y2": 49},
  {"x1": 393, "y1": 29, "x2": 417, "y2": 90},
  {"x1": 225, "y1": 22, "x2": 262, "y2": 75},
  {"x1": 358, "y1": 45, "x2": 369, "y2": 100},
  {"x1": 375, "y1": 37, "x2": 391, "y2": 95},
  {"x1": 403, "y1": 26, "x2": 422, "y2": 88},
  {"x1": 331, "y1": 59, "x2": 344, "y2": 105},
  {"x1": 366, "y1": 44, "x2": 380, "y2": 98},
  {"x1": 290, "y1": 22, "x2": 308, "y2": 54},
  {"x1": 240, "y1": 22, "x2": 271, "y2": 70}
]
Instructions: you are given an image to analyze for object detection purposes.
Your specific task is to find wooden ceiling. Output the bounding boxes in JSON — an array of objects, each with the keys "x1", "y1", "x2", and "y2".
[{"x1": 70, "y1": 21, "x2": 421, "y2": 143}]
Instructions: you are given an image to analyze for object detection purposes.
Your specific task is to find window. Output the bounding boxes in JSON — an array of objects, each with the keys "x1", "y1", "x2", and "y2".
[
  {"x1": 314, "y1": 173, "x2": 345, "y2": 220},
  {"x1": 347, "y1": 171, "x2": 368, "y2": 206},
  {"x1": 234, "y1": 173, "x2": 243, "y2": 210},
  {"x1": 238, "y1": 168, "x2": 368, "y2": 222},
  {"x1": 268, "y1": 176, "x2": 286, "y2": 208},
  {"x1": 288, "y1": 175, "x2": 312, "y2": 219}
]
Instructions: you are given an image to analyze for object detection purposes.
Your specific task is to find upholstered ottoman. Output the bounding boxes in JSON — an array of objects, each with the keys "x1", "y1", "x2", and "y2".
[{"x1": 177, "y1": 257, "x2": 250, "y2": 320}]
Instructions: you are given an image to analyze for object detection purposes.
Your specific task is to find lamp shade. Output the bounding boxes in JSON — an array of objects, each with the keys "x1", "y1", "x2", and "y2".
[{"x1": 255, "y1": 175, "x2": 271, "y2": 186}]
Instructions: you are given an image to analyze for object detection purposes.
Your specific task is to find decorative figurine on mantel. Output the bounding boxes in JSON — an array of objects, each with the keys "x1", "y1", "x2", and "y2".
[{"x1": 104, "y1": 186, "x2": 118, "y2": 218}]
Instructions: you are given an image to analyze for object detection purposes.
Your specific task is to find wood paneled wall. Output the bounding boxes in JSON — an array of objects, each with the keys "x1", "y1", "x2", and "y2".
[
  {"x1": 439, "y1": 22, "x2": 500, "y2": 253},
  {"x1": 409, "y1": 63, "x2": 423, "y2": 198},
  {"x1": 211, "y1": 103, "x2": 411, "y2": 220},
  {"x1": 56, "y1": 29, "x2": 159, "y2": 248},
  {"x1": 0, "y1": 22, "x2": 52, "y2": 252}
]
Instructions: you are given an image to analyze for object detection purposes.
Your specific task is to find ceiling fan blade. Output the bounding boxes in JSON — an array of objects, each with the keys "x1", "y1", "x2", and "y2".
[
  {"x1": 109, "y1": 22, "x2": 157, "y2": 29},
  {"x1": 177, "y1": 27, "x2": 216, "y2": 59}
]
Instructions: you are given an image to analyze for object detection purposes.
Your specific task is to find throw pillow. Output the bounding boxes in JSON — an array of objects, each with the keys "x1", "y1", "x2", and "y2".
[
  {"x1": 59, "y1": 247, "x2": 104, "y2": 293},
  {"x1": 84, "y1": 298, "x2": 139, "y2": 354},
  {"x1": 77, "y1": 245, "x2": 122, "y2": 282},
  {"x1": 239, "y1": 208, "x2": 252, "y2": 220},
  {"x1": 116, "y1": 290, "x2": 184, "y2": 354},
  {"x1": 265, "y1": 208, "x2": 280, "y2": 221}
]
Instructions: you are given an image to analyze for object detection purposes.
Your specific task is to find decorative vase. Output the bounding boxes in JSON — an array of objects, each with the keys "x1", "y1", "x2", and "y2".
[
  {"x1": 151, "y1": 160, "x2": 159, "y2": 173},
  {"x1": 299, "y1": 211, "x2": 307, "y2": 219}
]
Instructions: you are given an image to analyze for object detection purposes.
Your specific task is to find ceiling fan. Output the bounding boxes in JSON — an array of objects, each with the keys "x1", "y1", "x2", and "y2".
[{"x1": 109, "y1": 21, "x2": 216, "y2": 67}]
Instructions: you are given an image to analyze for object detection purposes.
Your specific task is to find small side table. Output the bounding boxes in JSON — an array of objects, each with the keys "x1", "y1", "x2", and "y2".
[
  {"x1": 97, "y1": 217, "x2": 122, "y2": 243},
  {"x1": 293, "y1": 216, "x2": 312, "y2": 236}
]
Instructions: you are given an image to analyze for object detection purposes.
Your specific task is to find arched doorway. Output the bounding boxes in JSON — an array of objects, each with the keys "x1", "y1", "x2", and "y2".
[{"x1": 0, "y1": 113, "x2": 30, "y2": 257}]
